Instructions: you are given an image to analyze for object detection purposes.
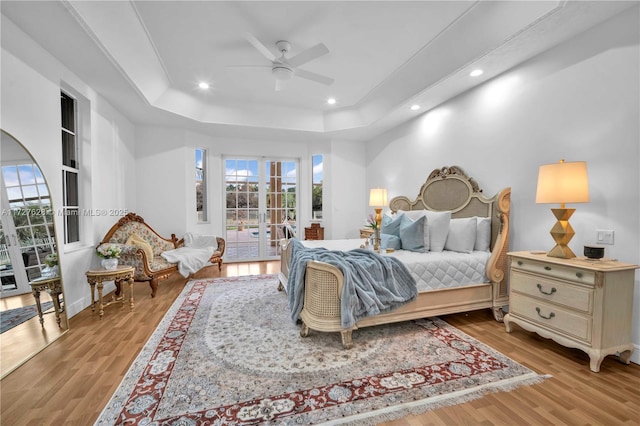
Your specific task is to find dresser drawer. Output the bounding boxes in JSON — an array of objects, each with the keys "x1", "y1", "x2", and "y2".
[
  {"x1": 510, "y1": 270, "x2": 593, "y2": 313},
  {"x1": 510, "y1": 257, "x2": 595, "y2": 285},
  {"x1": 510, "y1": 293, "x2": 592, "y2": 343}
]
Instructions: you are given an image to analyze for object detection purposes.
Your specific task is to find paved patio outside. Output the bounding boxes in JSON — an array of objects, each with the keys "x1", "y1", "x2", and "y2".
[{"x1": 224, "y1": 227, "x2": 284, "y2": 261}]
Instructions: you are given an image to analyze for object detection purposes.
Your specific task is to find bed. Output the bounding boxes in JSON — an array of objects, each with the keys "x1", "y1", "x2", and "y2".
[{"x1": 279, "y1": 165, "x2": 511, "y2": 348}]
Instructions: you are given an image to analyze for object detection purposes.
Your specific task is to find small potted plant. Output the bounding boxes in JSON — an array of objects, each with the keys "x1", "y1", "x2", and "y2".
[
  {"x1": 96, "y1": 244, "x2": 122, "y2": 270},
  {"x1": 364, "y1": 213, "x2": 381, "y2": 251},
  {"x1": 44, "y1": 252, "x2": 59, "y2": 276}
]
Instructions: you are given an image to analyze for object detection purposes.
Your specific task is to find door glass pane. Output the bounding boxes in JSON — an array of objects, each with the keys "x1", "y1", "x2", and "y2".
[
  {"x1": 224, "y1": 158, "x2": 297, "y2": 261},
  {"x1": 267, "y1": 160, "x2": 297, "y2": 252},
  {"x1": 1, "y1": 164, "x2": 56, "y2": 283},
  {"x1": 195, "y1": 149, "x2": 207, "y2": 222},
  {"x1": 224, "y1": 159, "x2": 259, "y2": 261},
  {"x1": 312, "y1": 154, "x2": 323, "y2": 220},
  {"x1": 0, "y1": 222, "x2": 16, "y2": 292}
]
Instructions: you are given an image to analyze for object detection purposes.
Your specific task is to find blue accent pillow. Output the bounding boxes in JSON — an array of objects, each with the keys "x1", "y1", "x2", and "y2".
[
  {"x1": 381, "y1": 233, "x2": 402, "y2": 250},
  {"x1": 381, "y1": 213, "x2": 403, "y2": 237},
  {"x1": 399, "y1": 215, "x2": 427, "y2": 252}
]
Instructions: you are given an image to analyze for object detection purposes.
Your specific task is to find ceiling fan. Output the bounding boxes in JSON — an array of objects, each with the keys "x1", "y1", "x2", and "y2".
[{"x1": 230, "y1": 32, "x2": 334, "y2": 91}]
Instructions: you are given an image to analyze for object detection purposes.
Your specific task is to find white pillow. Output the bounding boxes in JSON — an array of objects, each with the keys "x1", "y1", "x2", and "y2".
[
  {"x1": 425, "y1": 210, "x2": 452, "y2": 252},
  {"x1": 475, "y1": 216, "x2": 492, "y2": 252},
  {"x1": 397, "y1": 210, "x2": 430, "y2": 250},
  {"x1": 445, "y1": 217, "x2": 477, "y2": 254}
]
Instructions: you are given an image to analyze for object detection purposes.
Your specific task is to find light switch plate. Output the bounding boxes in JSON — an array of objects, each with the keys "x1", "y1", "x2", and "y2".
[{"x1": 596, "y1": 229, "x2": 614, "y2": 245}]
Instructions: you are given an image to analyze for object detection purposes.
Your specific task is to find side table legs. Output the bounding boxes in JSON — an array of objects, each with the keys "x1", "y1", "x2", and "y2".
[
  {"x1": 86, "y1": 267, "x2": 135, "y2": 319},
  {"x1": 32, "y1": 289, "x2": 45, "y2": 326},
  {"x1": 127, "y1": 277, "x2": 135, "y2": 312}
]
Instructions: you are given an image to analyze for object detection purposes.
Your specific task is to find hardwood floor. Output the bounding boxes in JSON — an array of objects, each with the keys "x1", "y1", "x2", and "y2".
[
  {"x1": 1, "y1": 261, "x2": 638, "y2": 425},
  {"x1": 1, "y1": 292, "x2": 67, "y2": 378}
]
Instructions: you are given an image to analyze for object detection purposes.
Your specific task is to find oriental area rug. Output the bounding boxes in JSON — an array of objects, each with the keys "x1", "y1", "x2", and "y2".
[{"x1": 96, "y1": 274, "x2": 546, "y2": 425}]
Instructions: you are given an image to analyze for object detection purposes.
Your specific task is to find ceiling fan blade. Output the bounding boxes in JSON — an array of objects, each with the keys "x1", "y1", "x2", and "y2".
[
  {"x1": 295, "y1": 68, "x2": 334, "y2": 86},
  {"x1": 243, "y1": 32, "x2": 276, "y2": 62},
  {"x1": 287, "y1": 43, "x2": 329, "y2": 68},
  {"x1": 225, "y1": 64, "x2": 272, "y2": 69}
]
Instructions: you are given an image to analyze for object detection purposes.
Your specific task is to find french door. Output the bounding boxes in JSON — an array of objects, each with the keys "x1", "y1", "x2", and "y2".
[
  {"x1": 1, "y1": 163, "x2": 56, "y2": 297},
  {"x1": 224, "y1": 157, "x2": 297, "y2": 262}
]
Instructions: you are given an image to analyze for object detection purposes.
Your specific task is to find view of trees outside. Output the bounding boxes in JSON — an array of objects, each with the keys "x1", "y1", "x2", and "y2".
[
  {"x1": 312, "y1": 154, "x2": 323, "y2": 219},
  {"x1": 224, "y1": 159, "x2": 297, "y2": 230},
  {"x1": 196, "y1": 149, "x2": 207, "y2": 222}
]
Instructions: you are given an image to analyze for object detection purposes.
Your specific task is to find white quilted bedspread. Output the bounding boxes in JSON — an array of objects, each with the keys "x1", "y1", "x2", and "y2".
[{"x1": 300, "y1": 239, "x2": 490, "y2": 292}]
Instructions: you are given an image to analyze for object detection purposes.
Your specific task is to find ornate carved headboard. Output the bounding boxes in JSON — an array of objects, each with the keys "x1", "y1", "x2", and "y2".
[
  {"x1": 389, "y1": 165, "x2": 511, "y2": 249},
  {"x1": 389, "y1": 165, "x2": 511, "y2": 298}
]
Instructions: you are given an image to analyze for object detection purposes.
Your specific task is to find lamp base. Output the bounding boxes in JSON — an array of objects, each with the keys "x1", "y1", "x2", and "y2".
[
  {"x1": 373, "y1": 208, "x2": 382, "y2": 252},
  {"x1": 546, "y1": 208, "x2": 576, "y2": 259}
]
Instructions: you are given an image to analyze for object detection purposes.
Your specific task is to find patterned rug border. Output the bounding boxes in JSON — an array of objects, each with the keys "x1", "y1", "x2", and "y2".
[{"x1": 96, "y1": 274, "x2": 549, "y2": 425}]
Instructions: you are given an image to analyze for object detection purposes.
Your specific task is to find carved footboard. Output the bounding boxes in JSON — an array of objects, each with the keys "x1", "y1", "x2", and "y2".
[{"x1": 298, "y1": 261, "x2": 354, "y2": 349}]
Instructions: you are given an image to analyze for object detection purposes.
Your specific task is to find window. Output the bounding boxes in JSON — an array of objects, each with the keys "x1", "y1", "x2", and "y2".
[
  {"x1": 196, "y1": 148, "x2": 207, "y2": 222},
  {"x1": 61, "y1": 92, "x2": 79, "y2": 243},
  {"x1": 312, "y1": 154, "x2": 323, "y2": 220}
]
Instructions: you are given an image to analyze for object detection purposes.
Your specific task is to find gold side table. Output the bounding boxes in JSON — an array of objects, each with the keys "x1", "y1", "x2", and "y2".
[
  {"x1": 85, "y1": 265, "x2": 135, "y2": 319},
  {"x1": 30, "y1": 276, "x2": 64, "y2": 327}
]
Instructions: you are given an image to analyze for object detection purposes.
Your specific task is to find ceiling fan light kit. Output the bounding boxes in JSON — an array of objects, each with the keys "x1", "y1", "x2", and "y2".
[{"x1": 272, "y1": 66, "x2": 293, "y2": 81}]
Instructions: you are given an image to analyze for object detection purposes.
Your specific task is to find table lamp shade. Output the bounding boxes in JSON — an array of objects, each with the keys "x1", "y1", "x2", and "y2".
[
  {"x1": 536, "y1": 161, "x2": 589, "y2": 206},
  {"x1": 369, "y1": 188, "x2": 388, "y2": 207},
  {"x1": 535, "y1": 160, "x2": 589, "y2": 259}
]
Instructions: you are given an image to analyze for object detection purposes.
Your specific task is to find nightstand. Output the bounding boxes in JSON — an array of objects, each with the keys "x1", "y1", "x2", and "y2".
[
  {"x1": 304, "y1": 223, "x2": 324, "y2": 240},
  {"x1": 504, "y1": 251, "x2": 638, "y2": 372},
  {"x1": 360, "y1": 228, "x2": 374, "y2": 239}
]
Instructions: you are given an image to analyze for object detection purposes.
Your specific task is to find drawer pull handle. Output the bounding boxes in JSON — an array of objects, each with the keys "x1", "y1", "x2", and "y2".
[
  {"x1": 517, "y1": 261, "x2": 523, "y2": 266},
  {"x1": 544, "y1": 266, "x2": 552, "y2": 271},
  {"x1": 576, "y1": 272, "x2": 583, "y2": 278},
  {"x1": 537, "y1": 283, "x2": 557, "y2": 295},
  {"x1": 536, "y1": 307, "x2": 555, "y2": 320}
]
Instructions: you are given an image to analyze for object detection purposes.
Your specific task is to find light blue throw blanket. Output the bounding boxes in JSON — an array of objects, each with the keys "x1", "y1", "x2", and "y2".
[{"x1": 287, "y1": 238, "x2": 417, "y2": 329}]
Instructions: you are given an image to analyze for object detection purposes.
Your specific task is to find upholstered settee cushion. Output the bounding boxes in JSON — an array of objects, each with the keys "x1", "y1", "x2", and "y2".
[
  {"x1": 126, "y1": 233, "x2": 154, "y2": 262},
  {"x1": 445, "y1": 217, "x2": 477, "y2": 254},
  {"x1": 399, "y1": 215, "x2": 427, "y2": 252}
]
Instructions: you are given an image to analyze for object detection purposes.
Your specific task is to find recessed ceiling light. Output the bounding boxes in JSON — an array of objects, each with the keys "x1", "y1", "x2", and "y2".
[
  {"x1": 410, "y1": 104, "x2": 420, "y2": 111},
  {"x1": 470, "y1": 69, "x2": 483, "y2": 77},
  {"x1": 327, "y1": 98, "x2": 336, "y2": 105},
  {"x1": 198, "y1": 82, "x2": 210, "y2": 89}
]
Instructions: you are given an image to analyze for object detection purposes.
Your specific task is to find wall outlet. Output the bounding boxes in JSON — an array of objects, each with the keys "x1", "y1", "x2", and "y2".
[{"x1": 596, "y1": 229, "x2": 614, "y2": 245}]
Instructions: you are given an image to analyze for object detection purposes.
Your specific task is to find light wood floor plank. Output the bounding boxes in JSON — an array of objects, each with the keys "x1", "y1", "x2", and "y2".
[{"x1": 1, "y1": 261, "x2": 639, "y2": 425}]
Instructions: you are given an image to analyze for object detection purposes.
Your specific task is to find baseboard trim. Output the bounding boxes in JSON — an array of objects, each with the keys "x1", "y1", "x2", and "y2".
[{"x1": 629, "y1": 343, "x2": 640, "y2": 365}]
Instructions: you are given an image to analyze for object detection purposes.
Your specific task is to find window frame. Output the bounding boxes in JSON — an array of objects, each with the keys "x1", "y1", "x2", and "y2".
[
  {"x1": 196, "y1": 148, "x2": 208, "y2": 223},
  {"x1": 60, "y1": 91, "x2": 80, "y2": 244}
]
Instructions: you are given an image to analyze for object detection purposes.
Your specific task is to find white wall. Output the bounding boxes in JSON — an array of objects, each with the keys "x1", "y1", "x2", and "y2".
[
  {"x1": 328, "y1": 139, "x2": 367, "y2": 240},
  {"x1": 134, "y1": 128, "x2": 367, "y2": 242},
  {"x1": 1, "y1": 17, "x2": 137, "y2": 316},
  {"x1": 366, "y1": 9, "x2": 640, "y2": 363}
]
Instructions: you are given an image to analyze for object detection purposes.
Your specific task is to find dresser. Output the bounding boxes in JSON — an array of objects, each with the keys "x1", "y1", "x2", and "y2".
[
  {"x1": 504, "y1": 251, "x2": 638, "y2": 372},
  {"x1": 359, "y1": 228, "x2": 374, "y2": 239}
]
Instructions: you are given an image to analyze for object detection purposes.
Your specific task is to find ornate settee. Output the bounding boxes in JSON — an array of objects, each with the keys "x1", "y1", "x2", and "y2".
[{"x1": 98, "y1": 213, "x2": 225, "y2": 297}]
